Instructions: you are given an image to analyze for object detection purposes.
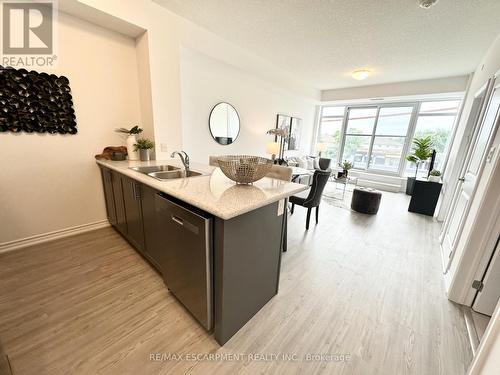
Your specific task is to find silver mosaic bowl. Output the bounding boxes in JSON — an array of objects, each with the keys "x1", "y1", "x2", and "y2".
[{"x1": 217, "y1": 155, "x2": 273, "y2": 184}]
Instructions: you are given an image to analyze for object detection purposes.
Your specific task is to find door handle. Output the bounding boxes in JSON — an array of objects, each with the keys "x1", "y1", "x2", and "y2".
[
  {"x1": 458, "y1": 177, "x2": 465, "y2": 182},
  {"x1": 132, "y1": 182, "x2": 141, "y2": 200},
  {"x1": 172, "y1": 216, "x2": 184, "y2": 226}
]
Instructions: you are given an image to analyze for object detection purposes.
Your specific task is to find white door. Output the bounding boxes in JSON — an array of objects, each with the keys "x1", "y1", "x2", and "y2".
[
  {"x1": 473, "y1": 237, "x2": 500, "y2": 315},
  {"x1": 442, "y1": 85, "x2": 500, "y2": 272}
]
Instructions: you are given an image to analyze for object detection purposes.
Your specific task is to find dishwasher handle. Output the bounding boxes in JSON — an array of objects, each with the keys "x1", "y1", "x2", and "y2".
[
  {"x1": 171, "y1": 215, "x2": 184, "y2": 226},
  {"x1": 156, "y1": 192, "x2": 206, "y2": 235}
]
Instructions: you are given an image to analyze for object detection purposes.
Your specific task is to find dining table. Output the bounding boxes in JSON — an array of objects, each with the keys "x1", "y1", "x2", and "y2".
[{"x1": 290, "y1": 167, "x2": 313, "y2": 183}]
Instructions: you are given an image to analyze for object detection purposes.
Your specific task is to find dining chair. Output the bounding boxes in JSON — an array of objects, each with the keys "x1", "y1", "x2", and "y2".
[
  {"x1": 318, "y1": 158, "x2": 332, "y2": 171},
  {"x1": 289, "y1": 169, "x2": 331, "y2": 230},
  {"x1": 208, "y1": 155, "x2": 220, "y2": 167}
]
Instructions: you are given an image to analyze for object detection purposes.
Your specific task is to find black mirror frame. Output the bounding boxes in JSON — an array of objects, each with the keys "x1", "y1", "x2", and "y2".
[{"x1": 208, "y1": 102, "x2": 241, "y2": 145}]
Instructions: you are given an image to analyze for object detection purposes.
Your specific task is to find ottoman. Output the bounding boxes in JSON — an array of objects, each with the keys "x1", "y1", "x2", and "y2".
[{"x1": 351, "y1": 187, "x2": 382, "y2": 214}]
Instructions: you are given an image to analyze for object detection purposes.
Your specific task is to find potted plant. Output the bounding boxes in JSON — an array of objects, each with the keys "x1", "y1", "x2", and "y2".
[
  {"x1": 428, "y1": 169, "x2": 441, "y2": 182},
  {"x1": 115, "y1": 126, "x2": 143, "y2": 161},
  {"x1": 405, "y1": 136, "x2": 433, "y2": 195},
  {"x1": 338, "y1": 160, "x2": 353, "y2": 178},
  {"x1": 134, "y1": 138, "x2": 155, "y2": 161}
]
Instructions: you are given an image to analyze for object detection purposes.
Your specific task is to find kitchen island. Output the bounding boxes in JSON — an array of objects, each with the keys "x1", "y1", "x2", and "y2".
[{"x1": 96, "y1": 159, "x2": 307, "y2": 345}]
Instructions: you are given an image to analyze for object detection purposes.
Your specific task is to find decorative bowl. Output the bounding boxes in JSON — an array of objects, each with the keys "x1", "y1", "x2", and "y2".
[{"x1": 217, "y1": 155, "x2": 273, "y2": 184}]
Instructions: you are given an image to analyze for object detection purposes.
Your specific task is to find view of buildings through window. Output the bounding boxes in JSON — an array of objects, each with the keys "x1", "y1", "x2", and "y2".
[{"x1": 316, "y1": 100, "x2": 461, "y2": 176}]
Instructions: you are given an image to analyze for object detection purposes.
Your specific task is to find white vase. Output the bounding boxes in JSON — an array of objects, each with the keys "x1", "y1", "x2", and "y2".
[
  {"x1": 126, "y1": 135, "x2": 139, "y2": 161},
  {"x1": 428, "y1": 175, "x2": 440, "y2": 182}
]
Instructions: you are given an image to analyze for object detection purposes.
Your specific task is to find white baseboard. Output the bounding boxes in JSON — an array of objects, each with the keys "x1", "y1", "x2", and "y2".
[
  {"x1": 357, "y1": 178, "x2": 401, "y2": 192},
  {"x1": 0, "y1": 220, "x2": 110, "y2": 254}
]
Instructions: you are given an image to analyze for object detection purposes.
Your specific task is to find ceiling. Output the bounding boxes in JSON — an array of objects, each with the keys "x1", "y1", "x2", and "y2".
[{"x1": 154, "y1": 0, "x2": 500, "y2": 91}]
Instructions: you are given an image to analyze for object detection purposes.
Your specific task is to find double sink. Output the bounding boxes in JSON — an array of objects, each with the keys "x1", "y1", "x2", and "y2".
[{"x1": 130, "y1": 165, "x2": 205, "y2": 181}]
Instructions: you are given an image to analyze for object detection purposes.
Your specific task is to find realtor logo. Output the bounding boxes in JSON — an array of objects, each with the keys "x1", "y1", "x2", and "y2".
[{"x1": 1, "y1": 0, "x2": 57, "y2": 68}]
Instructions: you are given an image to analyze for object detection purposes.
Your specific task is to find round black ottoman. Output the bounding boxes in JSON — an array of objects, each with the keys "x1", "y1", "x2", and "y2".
[{"x1": 351, "y1": 187, "x2": 382, "y2": 214}]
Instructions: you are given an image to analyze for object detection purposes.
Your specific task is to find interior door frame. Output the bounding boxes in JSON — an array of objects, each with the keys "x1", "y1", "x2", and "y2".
[
  {"x1": 446, "y1": 73, "x2": 500, "y2": 305},
  {"x1": 440, "y1": 78, "x2": 495, "y2": 272},
  {"x1": 454, "y1": 175, "x2": 500, "y2": 306}
]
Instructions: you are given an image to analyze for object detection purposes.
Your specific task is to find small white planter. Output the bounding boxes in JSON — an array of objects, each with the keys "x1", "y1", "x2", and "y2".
[
  {"x1": 428, "y1": 175, "x2": 441, "y2": 183},
  {"x1": 126, "y1": 135, "x2": 139, "y2": 161}
]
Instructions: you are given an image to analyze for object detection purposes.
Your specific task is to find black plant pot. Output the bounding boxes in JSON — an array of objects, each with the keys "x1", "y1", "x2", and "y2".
[
  {"x1": 343, "y1": 169, "x2": 348, "y2": 178},
  {"x1": 406, "y1": 177, "x2": 416, "y2": 195}
]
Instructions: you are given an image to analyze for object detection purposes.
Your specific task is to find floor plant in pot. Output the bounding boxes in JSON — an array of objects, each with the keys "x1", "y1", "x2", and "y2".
[
  {"x1": 134, "y1": 138, "x2": 155, "y2": 161},
  {"x1": 115, "y1": 125, "x2": 143, "y2": 161},
  {"x1": 405, "y1": 136, "x2": 434, "y2": 195}
]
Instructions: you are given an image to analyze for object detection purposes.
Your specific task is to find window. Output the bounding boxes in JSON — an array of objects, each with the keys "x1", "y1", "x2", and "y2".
[
  {"x1": 342, "y1": 106, "x2": 414, "y2": 173},
  {"x1": 370, "y1": 106, "x2": 413, "y2": 173},
  {"x1": 316, "y1": 106, "x2": 345, "y2": 163},
  {"x1": 343, "y1": 108, "x2": 377, "y2": 168},
  {"x1": 316, "y1": 99, "x2": 461, "y2": 177},
  {"x1": 404, "y1": 100, "x2": 460, "y2": 177}
]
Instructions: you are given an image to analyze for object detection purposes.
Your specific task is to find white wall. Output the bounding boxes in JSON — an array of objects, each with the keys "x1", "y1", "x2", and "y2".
[
  {"x1": 0, "y1": 12, "x2": 142, "y2": 245},
  {"x1": 180, "y1": 48, "x2": 317, "y2": 163}
]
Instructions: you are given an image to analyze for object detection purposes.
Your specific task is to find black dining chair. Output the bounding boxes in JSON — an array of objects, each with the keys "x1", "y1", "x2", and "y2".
[
  {"x1": 289, "y1": 170, "x2": 331, "y2": 230},
  {"x1": 318, "y1": 158, "x2": 332, "y2": 171}
]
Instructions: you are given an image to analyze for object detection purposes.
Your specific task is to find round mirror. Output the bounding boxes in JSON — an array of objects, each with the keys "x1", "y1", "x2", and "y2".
[{"x1": 209, "y1": 102, "x2": 240, "y2": 145}]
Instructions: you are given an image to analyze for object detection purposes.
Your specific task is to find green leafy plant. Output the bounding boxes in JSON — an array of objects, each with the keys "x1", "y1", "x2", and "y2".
[
  {"x1": 115, "y1": 125, "x2": 143, "y2": 135},
  {"x1": 338, "y1": 160, "x2": 353, "y2": 170},
  {"x1": 133, "y1": 138, "x2": 154, "y2": 151},
  {"x1": 429, "y1": 169, "x2": 441, "y2": 177},
  {"x1": 406, "y1": 136, "x2": 434, "y2": 178}
]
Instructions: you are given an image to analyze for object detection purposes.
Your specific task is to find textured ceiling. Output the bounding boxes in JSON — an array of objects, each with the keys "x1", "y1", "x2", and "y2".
[{"x1": 155, "y1": 0, "x2": 500, "y2": 90}]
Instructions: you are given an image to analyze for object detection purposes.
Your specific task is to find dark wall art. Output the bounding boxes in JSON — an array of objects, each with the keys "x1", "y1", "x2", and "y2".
[{"x1": 0, "y1": 66, "x2": 77, "y2": 134}]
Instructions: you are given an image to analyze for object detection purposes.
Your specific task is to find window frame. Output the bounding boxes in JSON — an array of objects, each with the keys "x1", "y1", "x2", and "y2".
[
  {"x1": 316, "y1": 98, "x2": 462, "y2": 177},
  {"x1": 315, "y1": 105, "x2": 347, "y2": 163}
]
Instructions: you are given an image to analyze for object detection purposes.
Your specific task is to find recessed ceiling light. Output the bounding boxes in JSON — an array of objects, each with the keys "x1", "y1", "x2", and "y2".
[
  {"x1": 418, "y1": 0, "x2": 439, "y2": 9},
  {"x1": 352, "y1": 69, "x2": 371, "y2": 80}
]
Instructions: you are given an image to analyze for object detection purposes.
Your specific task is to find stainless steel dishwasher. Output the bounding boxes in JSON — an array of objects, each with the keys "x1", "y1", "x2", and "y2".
[{"x1": 155, "y1": 193, "x2": 213, "y2": 330}]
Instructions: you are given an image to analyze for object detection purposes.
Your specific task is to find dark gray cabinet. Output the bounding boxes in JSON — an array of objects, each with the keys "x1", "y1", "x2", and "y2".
[
  {"x1": 100, "y1": 167, "x2": 117, "y2": 226},
  {"x1": 100, "y1": 166, "x2": 162, "y2": 271},
  {"x1": 141, "y1": 184, "x2": 162, "y2": 271},
  {"x1": 100, "y1": 166, "x2": 126, "y2": 235},
  {"x1": 408, "y1": 179, "x2": 443, "y2": 216},
  {"x1": 99, "y1": 166, "x2": 287, "y2": 345},
  {"x1": 121, "y1": 176, "x2": 145, "y2": 252},
  {"x1": 111, "y1": 170, "x2": 127, "y2": 235}
]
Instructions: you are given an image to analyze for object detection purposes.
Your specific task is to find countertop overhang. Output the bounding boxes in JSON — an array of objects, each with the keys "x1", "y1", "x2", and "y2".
[{"x1": 96, "y1": 159, "x2": 308, "y2": 220}]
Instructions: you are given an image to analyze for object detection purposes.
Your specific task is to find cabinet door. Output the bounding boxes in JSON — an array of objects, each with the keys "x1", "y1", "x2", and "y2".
[
  {"x1": 140, "y1": 184, "x2": 162, "y2": 272},
  {"x1": 111, "y1": 171, "x2": 127, "y2": 235},
  {"x1": 100, "y1": 167, "x2": 117, "y2": 226},
  {"x1": 122, "y1": 176, "x2": 145, "y2": 251}
]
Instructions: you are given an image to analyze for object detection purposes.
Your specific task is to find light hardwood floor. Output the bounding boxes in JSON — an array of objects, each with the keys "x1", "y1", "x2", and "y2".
[{"x1": 0, "y1": 192, "x2": 472, "y2": 374}]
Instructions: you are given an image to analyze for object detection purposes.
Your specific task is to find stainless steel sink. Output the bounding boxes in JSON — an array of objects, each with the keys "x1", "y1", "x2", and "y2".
[
  {"x1": 130, "y1": 165, "x2": 180, "y2": 174},
  {"x1": 148, "y1": 170, "x2": 205, "y2": 180}
]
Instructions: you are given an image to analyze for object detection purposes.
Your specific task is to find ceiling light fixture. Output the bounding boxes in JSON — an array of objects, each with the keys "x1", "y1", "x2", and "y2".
[
  {"x1": 352, "y1": 69, "x2": 371, "y2": 80},
  {"x1": 418, "y1": 0, "x2": 439, "y2": 9}
]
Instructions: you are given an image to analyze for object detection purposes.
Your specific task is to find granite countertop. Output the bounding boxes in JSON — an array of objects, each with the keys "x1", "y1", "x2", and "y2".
[{"x1": 96, "y1": 159, "x2": 308, "y2": 220}]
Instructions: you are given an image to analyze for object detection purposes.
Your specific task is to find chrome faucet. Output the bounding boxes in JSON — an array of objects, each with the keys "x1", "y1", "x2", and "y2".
[{"x1": 171, "y1": 151, "x2": 190, "y2": 171}]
